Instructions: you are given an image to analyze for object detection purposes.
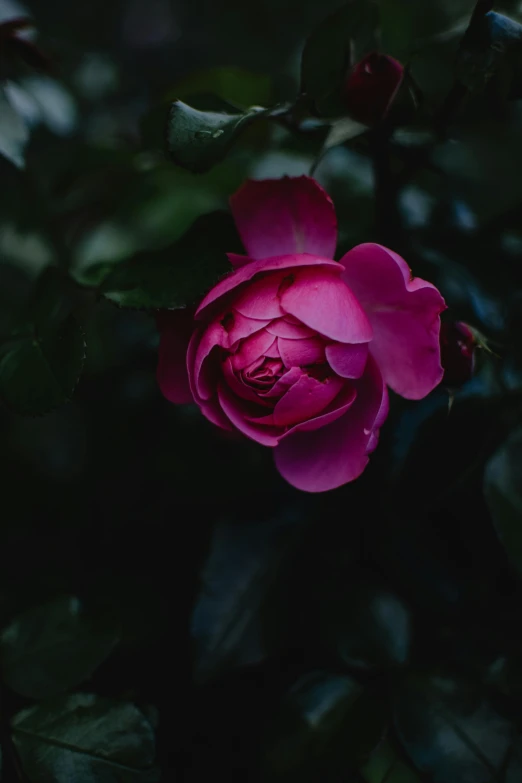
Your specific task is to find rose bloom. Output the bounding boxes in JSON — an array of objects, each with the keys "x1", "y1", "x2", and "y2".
[{"x1": 158, "y1": 176, "x2": 445, "y2": 492}]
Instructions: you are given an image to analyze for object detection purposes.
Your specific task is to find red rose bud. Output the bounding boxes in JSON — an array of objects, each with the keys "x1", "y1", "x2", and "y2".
[
  {"x1": 343, "y1": 52, "x2": 404, "y2": 126},
  {"x1": 440, "y1": 321, "x2": 476, "y2": 388}
]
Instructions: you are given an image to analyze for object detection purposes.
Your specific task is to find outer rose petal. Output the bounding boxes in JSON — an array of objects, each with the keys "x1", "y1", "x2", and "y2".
[
  {"x1": 325, "y1": 342, "x2": 368, "y2": 379},
  {"x1": 230, "y1": 176, "x2": 337, "y2": 260},
  {"x1": 196, "y1": 253, "x2": 341, "y2": 322},
  {"x1": 274, "y1": 356, "x2": 387, "y2": 492},
  {"x1": 156, "y1": 310, "x2": 195, "y2": 404},
  {"x1": 280, "y1": 267, "x2": 373, "y2": 344},
  {"x1": 189, "y1": 322, "x2": 227, "y2": 401},
  {"x1": 217, "y1": 383, "x2": 280, "y2": 446},
  {"x1": 340, "y1": 243, "x2": 445, "y2": 400}
]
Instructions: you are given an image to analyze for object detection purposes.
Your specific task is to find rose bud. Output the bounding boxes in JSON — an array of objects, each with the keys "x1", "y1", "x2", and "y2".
[
  {"x1": 157, "y1": 176, "x2": 445, "y2": 492},
  {"x1": 440, "y1": 321, "x2": 476, "y2": 388},
  {"x1": 343, "y1": 52, "x2": 405, "y2": 126}
]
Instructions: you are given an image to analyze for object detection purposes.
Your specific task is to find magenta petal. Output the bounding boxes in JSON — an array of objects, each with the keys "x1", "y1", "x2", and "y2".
[
  {"x1": 196, "y1": 254, "x2": 341, "y2": 321},
  {"x1": 340, "y1": 243, "x2": 445, "y2": 399},
  {"x1": 264, "y1": 340, "x2": 281, "y2": 358},
  {"x1": 325, "y1": 342, "x2": 368, "y2": 379},
  {"x1": 274, "y1": 356, "x2": 388, "y2": 492},
  {"x1": 282, "y1": 384, "x2": 357, "y2": 436},
  {"x1": 199, "y1": 398, "x2": 234, "y2": 431},
  {"x1": 156, "y1": 310, "x2": 195, "y2": 404},
  {"x1": 266, "y1": 318, "x2": 316, "y2": 339},
  {"x1": 278, "y1": 337, "x2": 325, "y2": 368},
  {"x1": 188, "y1": 323, "x2": 226, "y2": 401},
  {"x1": 261, "y1": 366, "x2": 304, "y2": 399},
  {"x1": 226, "y1": 309, "x2": 270, "y2": 346},
  {"x1": 217, "y1": 383, "x2": 280, "y2": 446},
  {"x1": 231, "y1": 329, "x2": 276, "y2": 370},
  {"x1": 272, "y1": 373, "x2": 345, "y2": 426},
  {"x1": 280, "y1": 267, "x2": 372, "y2": 344},
  {"x1": 232, "y1": 272, "x2": 285, "y2": 319},
  {"x1": 222, "y1": 357, "x2": 271, "y2": 405},
  {"x1": 229, "y1": 176, "x2": 337, "y2": 260},
  {"x1": 227, "y1": 253, "x2": 252, "y2": 269}
]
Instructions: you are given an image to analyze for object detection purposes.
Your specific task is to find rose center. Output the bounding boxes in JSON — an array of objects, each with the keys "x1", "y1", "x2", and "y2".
[{"x1": 241, "y1": 357, "x2": 285, "y2": 390}]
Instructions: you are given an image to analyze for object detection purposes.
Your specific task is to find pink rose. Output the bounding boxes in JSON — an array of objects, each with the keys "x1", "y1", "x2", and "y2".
[{"x1": 158, "y1": 176, "x2": 445, "y2": 492}]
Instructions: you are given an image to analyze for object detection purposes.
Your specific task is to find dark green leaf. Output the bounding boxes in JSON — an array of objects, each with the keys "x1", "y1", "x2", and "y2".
[
  {"x1": 457, "y1": 11, "x2": 522, "y2": 97},
  {"x1": 12, "y1": 693, "x2": 159, "y2": 783},
  {"x1": 263, "y1": 672, "x2": 386, "y2": 782},
  {"x1": 393, "y1": 672, "x2": 522, "y2": 782},
  {"x1": 0, "y1": 86, "x2": 29, "y2": 168},
  {"x1": 360, "y1": 738, "x2": 423, "y2": 783},
  {"x1": 170, "y1": 67, "x2": 272, "y2": 109},
  {"x1": 484, "y1": 428, "x2": 522, "y2": 578},
  {"x1": 0, "y1": 317, "x2": 85, "y2": 415},
  {"x1": 0, "y1": 268, "x2": 86, "y2": 415},
  {"x1": 166, "y1": 99, "x2": 267, "y2": 173},
  {"x1": 99, "y1": 211, "x2": 241, "y2": 309},
  {"x1": 277, "y1": 554, "x2": 411, "y2": 670},
  {"x1": 1, "y1": 595, "x2": 120, "y2": 700},
  {"x1": 192, "y1": 509, "x2": 300, "y2": 683},
  {"x1": 300, "y1": 0, "x2": 379, "y2": 116}
]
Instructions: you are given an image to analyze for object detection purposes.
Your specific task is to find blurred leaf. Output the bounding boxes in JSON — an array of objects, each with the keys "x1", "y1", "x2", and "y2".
[
  {"x1": 300, "y1": 0, "x2": 379, "y2": 116},
  {"x1": 360, "y1": 738, "x2": 423, "y2": 782},
  {"x1": 393, "y1": 672, "x2": 522, "y2": 782},
  {"x1": 484, "y1": 428, "x2": 522, "y2": 578},
  {"x1": 12, "y1": 693, "x2": 159, "y2": 783},
  {"x1": 263, "y1": 672, "x2": 386, "y2": 781},
  {"x1": 192, "y1": 509, "x2": 299, "y2": 683},
  {"x1": 457, "y1": 10, "x2": 522, "y2": 97},
  {"x1": 172, "y1": 67, "x2": 272, "y2": 109},
  {"x1": 1, "y1": 595, "x2": 119, "y2": 700},
  {"x1": 0, "y1": 85, "x2": 29, "y2": 168},
  {"x1": 0, "y1": 268, "x2": 86, "y2": 415},
  {"x1": 97, "y1": 210, "x2": 240, "y2": 309},
  {"x1": 276, "y1": 553, "x2": 411, "y2": 670},
  {"x1": 323, "y1": 116, "x2": 368, "y2": 149},
  {"x1": 166, "y1": 99, "x2": 268, "y2": 173},
  {"x1": 312, "y1": 116, "x2": 367, "y2": 171}
]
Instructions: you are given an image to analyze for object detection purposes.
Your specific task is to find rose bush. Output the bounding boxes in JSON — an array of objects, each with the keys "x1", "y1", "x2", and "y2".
[{"x1": 157, "y1": 176, "x2": 445, "y2": 492}]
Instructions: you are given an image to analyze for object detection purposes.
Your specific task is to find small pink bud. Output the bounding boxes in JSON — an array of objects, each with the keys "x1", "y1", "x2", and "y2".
[
  {"x1": 343, "y1": 52, "x2": 404, "y2": 126},
  {"x1": 440, "y1": 321, "x2": 476, "y2": 388}
]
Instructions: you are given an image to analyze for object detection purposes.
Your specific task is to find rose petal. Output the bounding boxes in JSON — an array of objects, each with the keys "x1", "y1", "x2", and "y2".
[
  {"x1": 272, "y1": 373, "x2": 345, "y2": 426},
  {"x1": 325, "y1": 342, "x2": 368, "y2": 379},
  {"x1": 225, "y1": 309, "x2": 271, "y2": 346},
  {"x1": 188, "y1": 323, "x2": 226, "y2": 401},
  {"x1": 266, "y1": 318, "x2": 317, "y2": 339},
  {"x1": 217, "y1": 382, "x2": 280, "y2": 446},
  {"x1": 196, "y1": 254, "x2": 341, "y2": 322},
  {"x1": 274, "y1": 356, "x2": 388, "y2": 492},
  {"x1": 199, "y1": 398, "x2": 234, "y2": 431},
  {"x1": 281, "y1": 384, "x2": 357, "y2": 436},
  {"x1": 227, "y1": 252, "x2": 251, "y2": 269},
  {"x1": 156, "y1": 309, "x2": 195, "y2": 404},
  {"x1": 280, "y1": 267, "x2": 372, "y2": 344},
  {"x1": 278, "y1": 337, "x2": 326, "y2": 368},
  {"x1": 340, "y1": 243, "x2": 445, "y2": 399},
  {"x1": 230, "y1": 329, "x2": 277, "y2": 370},
  {"x1": 222, "y1": 357, "x2": 272, "y2": 405},
  {"x1": 264, "y1": 340, "x2": 281, "y2": 358},
  {"x1": 260, "y1": 366, "x2": 304, "y2": 399},
  {"x1": 230, "y1": 176, "x2": 337, "y2": 260},
  {"x1": 232, "y1": 272, "x2": 286, "y2": 319}
]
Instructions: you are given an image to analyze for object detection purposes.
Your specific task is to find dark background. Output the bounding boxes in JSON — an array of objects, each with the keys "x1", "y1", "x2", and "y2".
[{"x1": 2, "y1": 0, "x2": 522, "y2": 781}]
